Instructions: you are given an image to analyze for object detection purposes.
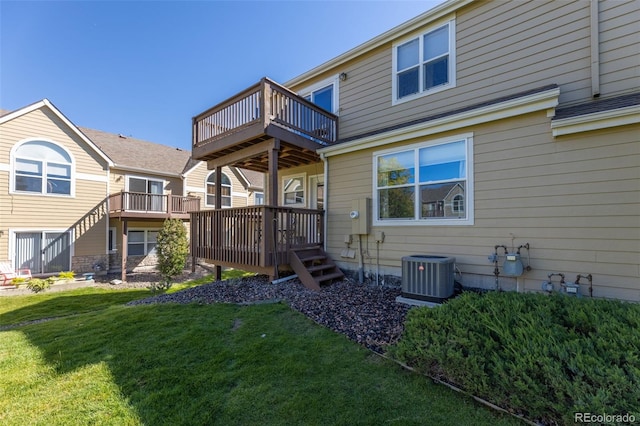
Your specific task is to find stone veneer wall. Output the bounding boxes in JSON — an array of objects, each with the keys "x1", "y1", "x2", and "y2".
[{"x1": 72, "y1": 254, "x2": 109, "y2": 274}]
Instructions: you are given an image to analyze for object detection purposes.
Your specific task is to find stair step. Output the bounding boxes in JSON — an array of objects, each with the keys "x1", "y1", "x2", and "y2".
[
  {"x1": 298, "y1": 254, "x2": 326, "y2": 263},
  {"x1": 307, "y1": 263, "x2": 336, "y2": 273},
  {"x1": 315, "y1": 271, "x2": 345, "y2": 284}
]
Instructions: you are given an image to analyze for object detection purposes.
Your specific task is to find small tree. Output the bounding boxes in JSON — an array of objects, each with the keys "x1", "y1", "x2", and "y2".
[{"x1": 154, "y1": 218, "x2": 189, "y2": 290}]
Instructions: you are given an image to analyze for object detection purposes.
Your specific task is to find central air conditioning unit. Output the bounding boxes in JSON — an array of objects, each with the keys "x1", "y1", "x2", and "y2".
[{"x1": 401, "y1": 255, "x2": 455, "y2": 302}]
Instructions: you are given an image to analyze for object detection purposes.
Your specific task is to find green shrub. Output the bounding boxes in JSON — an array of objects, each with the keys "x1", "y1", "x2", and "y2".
[
  {"x1": 390, "y1": 291, "x2": 640, "y2": 425},
  {"x1": 57, "y1": 271, "x2": 75, "y2": 280},
  {"x1": 154, "y1": 218, "x2": 189, "y2": 291},
  {"x1": 26, "y1": 277, "x2": 55, "y2": 293}
]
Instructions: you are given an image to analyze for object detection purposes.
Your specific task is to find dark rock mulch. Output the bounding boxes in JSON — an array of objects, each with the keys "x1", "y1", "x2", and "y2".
[{"x1": 127, "y1": 276, "x2": 410, "y2": 353}]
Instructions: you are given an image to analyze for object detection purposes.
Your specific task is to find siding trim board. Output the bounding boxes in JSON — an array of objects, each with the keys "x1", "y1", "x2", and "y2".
[
  {"x1": 319, "y1": 85, "x2": 560, "y2": 158},
  {"x1": 551, "y1": 104, "x2": 640, "y2": 136}
]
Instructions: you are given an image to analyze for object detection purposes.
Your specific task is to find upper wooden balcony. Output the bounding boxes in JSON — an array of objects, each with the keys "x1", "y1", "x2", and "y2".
[
  {"x1": 108, "y1": 191, "x2": 200, "y2": 220},
  {"x1": 192, "y1": 77, "x2": 338, "y2": 172}
]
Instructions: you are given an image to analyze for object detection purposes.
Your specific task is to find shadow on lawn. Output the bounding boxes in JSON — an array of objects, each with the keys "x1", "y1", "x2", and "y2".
[{"x1": 6, "y1": 294, "x2": 525, "y2": 426}]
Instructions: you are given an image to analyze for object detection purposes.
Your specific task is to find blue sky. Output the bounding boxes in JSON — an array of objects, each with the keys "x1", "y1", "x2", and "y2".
[{"x1": 1, "y1": 0, "x2": 444, "y2": 151}]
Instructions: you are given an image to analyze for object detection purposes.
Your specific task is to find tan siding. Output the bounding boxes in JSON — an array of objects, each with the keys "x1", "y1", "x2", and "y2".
[
  {"x1": 184, "y1": 162, "x2": 248, "y2": 209},
  {"x1": 325, "y1": 112, "x2": 640, "y2": 300},
  {"x1": 0, "y1": 105, "x2": 110, "y2": 264},
  {"x1": 599, "y1": 0, "x2": 640, "y2": 96},
  {"x1": 291, "y1": 1, "x2": 637, "y2": 141}
]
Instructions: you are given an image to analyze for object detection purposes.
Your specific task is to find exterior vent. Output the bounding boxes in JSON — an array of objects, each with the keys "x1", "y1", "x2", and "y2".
[{"x1": 401, "y1": 255, "x2": 455, "y2": 302}]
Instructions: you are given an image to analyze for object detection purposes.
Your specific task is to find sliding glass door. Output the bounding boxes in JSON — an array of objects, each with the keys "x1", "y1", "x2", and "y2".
[{"x1": 14, "y1": 231, "x2": 71, "y2": 273}]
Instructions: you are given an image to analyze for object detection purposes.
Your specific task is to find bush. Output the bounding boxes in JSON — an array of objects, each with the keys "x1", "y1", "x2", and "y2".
[
  {"x1": 57, "y1": 271, "x2": 75, "y2": 280},
  {"x1": 26, "y1": 277, "x2": 55, "y2": 293},
  {"x1": 390, "y1": 291, "x2": 640, "y2": 425},
  {"x1": 154, "y1": 218, "x2": 189, "y2": 291}
]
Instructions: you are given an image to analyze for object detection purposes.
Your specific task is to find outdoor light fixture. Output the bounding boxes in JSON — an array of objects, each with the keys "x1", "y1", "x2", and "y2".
[{"x1": 339, "y1": 72, "x2": 347, "y2": 81}]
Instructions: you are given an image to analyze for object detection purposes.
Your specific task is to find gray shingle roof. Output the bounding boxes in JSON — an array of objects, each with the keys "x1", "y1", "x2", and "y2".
[
  {"x1": 79, "y1": 127, "x2": 194, "y2": 176},
  {"x1": 552, "y1": 92, "x2": 640, "y2": 120}
]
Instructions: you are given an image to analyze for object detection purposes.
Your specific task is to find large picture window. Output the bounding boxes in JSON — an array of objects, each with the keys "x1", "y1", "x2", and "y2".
[
  {"x1": 283, "y1": 175, "x2": 305, "y2": 206},
  {"x1": 12, "y1": 140, "x2": 73, "y2": 196},
  {"x1": 393, "y1": 21, "x2": 455, "y2": 103},
  {"x1": 374, "y1": 136, "x2": 472, "y2": 225}
]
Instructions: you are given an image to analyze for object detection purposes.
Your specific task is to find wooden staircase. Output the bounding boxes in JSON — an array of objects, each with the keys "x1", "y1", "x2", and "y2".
[{"x1": 289, "y1": 246, "x2": 344, "y2": 291}]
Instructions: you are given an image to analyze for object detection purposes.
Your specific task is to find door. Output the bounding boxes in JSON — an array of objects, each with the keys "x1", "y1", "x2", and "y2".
[{"x1": 14, "y1": 231, "x2": 71, "y2": 273}]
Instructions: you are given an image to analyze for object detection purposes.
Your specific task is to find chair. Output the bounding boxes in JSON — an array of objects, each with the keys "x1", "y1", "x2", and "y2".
[{"x1": 0, "y1": 262, "x2": 32, "y2": 286}]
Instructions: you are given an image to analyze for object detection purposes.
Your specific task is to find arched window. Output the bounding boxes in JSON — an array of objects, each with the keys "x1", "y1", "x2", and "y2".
[
  {"x1": 206, "y1": 171, "x2": 231, "y2": 207},
  {"x1": 12, "y1": 140, "x2": 73, "y2": 196},
  {"x1": 452, "y1": 194, "x2": 464, "y2": 213}
]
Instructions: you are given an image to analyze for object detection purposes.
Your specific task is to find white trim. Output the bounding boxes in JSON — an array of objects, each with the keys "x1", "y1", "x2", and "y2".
[
  {"x1": 127, "y1": 228, "x2": 160, "y2": 256},
  {"x1": 392, "y1": 19, "x2": 457, "y2": 106},
  {"x1": 551, "y1": 104, "x2": 640, "y2": 137},
  {"x1": 231, "y1": 191, "x2": 248, "y2": 198},
  {"x1": 0, "y1": 163, "x2": 9, "y2": 172},
  {"x1": 319, "y1": 87, "x2": 560, "y2": 157},
  {"x1": 298, "y1": 74, "x2": 340, "y2": 114},
  {"x1": 108, "y1": 227, "x2": 117, "y2": 253},
  {"x1": 8, "y1": 228, "x2": 74, "y2": 272},
  {"x1": 204, "y1": 170, "x2": 232, "y2": 208},
  {"x1": 285, "y1": 0, "x2": 472, "y2": 88},
  {"x1": 9, "y1": 138, "x2": 76, "y2": 198},
  {"x1": 114, "y1": 164, "x2": 184, "y2": 178},
  {"x1": 282, "y1": 172, "x2": 307, "y2": 207},
  {"x1": 372, "y1": 133, "x2": 474, "y2": 226},
  {"x1": 0, "y1": 99, "x2": 113, "y2": 167},
  {"x1": 77, "y1": 172, "x2": 108, "y2": 183}
]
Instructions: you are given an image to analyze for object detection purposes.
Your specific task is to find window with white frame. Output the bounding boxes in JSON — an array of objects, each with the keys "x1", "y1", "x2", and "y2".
[
  {"x1": 254, "y1": 192, "x2": 264, "y2": 205},
  {"x1": 283, "y1": 175, "x2": 305, "y2": 206},
  {"x1": 375, "y1": 136, "x2": 472, "y2": 224},
  {"x1": 126, "y1": 176, "x2": 165, "y2": 211},
  {"x1": 300, "y1": 76, "x2": 339, "y2": 114},
  {"x1": 393, "y1": 21, "x2": 455, "y2": 103},
  {"x1": 205, "y1": 171, "x2": 232, "y2": 207},
  {"x1": 12, "y1": 140, "x2": 73, "y2": 196},
  {"x1": 127, "y1": 229, "x2": 158, "y2": 256}
]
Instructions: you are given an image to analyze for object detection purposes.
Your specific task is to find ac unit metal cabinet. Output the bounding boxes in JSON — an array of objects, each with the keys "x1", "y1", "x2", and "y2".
[{"x1": 401, "y1": 255, "x2": 455, "y2": 302}]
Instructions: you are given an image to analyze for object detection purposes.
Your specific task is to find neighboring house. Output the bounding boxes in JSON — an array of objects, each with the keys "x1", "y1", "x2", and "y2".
[
  {"x1": 190, "y1": 0, "x2": 639, "y2": 300},
  {"x1": 0, "y1": 100, "x2": 263, "y2": 281}
]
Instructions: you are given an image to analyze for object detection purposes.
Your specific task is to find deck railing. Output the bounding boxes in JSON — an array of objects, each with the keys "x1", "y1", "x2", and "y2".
[
  {"x1": 193, "y1": 77, "x2": 338, "y2": 148},
  {"x1": 108, "y1": 192, "x2": 200, "y2": 216},
  {"x1": 190, "y1": 205, "x2": 324, "y2": 272}
]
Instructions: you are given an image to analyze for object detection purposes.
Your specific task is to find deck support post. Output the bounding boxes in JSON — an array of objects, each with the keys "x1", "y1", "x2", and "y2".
[
  {"x1": 121, "y1": 219, "x2": 128, "y2": 282},
  {"x1": 214, "y1": 166, "x2": 222, "y2": 282}
]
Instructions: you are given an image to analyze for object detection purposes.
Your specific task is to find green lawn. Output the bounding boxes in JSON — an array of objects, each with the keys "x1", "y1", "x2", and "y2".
[{"x1": 0, "y1": 282, "x2": 525, "y2": 425}]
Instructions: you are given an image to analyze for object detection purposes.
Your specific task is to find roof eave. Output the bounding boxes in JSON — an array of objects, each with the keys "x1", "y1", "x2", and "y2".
[{"x1": 285, "y1": 0, "x2": 472, "y2": 88}]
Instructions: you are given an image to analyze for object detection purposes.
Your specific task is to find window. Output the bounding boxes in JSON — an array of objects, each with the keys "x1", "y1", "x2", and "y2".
[
  {"x1": 206, "y1": 171, "x2": 231, "y2": 207},
  {"x1": 374, "y1": 135, "x2": 472, "y2": 225},
  {"x1": 126, "y1": 176, "x2": 164, "y2": 211},
  {"x1": 108, "y1": 227, "x2": 117, "y2": 252},
  {"x1": 300, "y1": 76, "x2": 339, "y2": 114},
  {"x1": 283, "y1": 175, "x2": 305, "y2": 206},
  {"x1": 127, "y1": 230, "x2": 158, "y2": 256},
  {"x1": 393, "y1": 21, "x2": 455, "y2": 103},
  {"x1": 254, "y1": 192, "x2": 264, "y2": 205},
  {"x1": 12, "y1": 140, "x2": 73, "y2": 196}
]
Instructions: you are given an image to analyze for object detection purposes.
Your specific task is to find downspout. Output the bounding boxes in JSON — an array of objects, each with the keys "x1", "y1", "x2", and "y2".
[
  {"x1": 322, "y1": 154, "x2": 328, "y2": 252},
  {"x1": 590, "y1": 0, "x2": 600, "y2": 98}
]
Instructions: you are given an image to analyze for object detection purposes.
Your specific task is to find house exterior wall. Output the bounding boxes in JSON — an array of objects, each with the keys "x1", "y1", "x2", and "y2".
[
  {"x1": 0, "y1": 106, "x2": 110, "y2": 274},
  {"x1": 109, "y1": 169, "x2": 183, "y2": 195},
  {"x1": 324, "y1": 109, "x2": 639, "y2": 301},
  {"x1": 185, "y1": 163, "x2": 251, "y2": 209},
  {"x1": 289, "y1": 1, "x2": 639, "y2": 140}
]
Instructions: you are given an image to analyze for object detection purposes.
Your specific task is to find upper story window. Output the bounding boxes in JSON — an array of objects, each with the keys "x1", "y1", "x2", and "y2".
[
  {"x1": 206, "y1": 171, "x2": 231, "y2": 207},
  {"x1": 12, "y1": 140, "x2": 73, "y2": 196},
  {"x1": 300, "y1": 75, "x2": 339, "y2": 114},
  {"x1": 393, "y1": 21, "x2": 455, "y2": 104},
  {"x1": 374, "y1": 134, "x2": 473, "y2": 225}
]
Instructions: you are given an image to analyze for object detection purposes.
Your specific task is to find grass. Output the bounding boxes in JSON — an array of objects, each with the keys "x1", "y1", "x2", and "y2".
[{"x1": 0, "y1": 277, "x2": 525, "y2": 425}]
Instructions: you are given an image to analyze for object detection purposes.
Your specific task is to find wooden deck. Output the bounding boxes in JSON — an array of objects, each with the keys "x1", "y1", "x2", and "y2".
[
  {"x1": 191, "y1": 77, "x2": 338, "y2": 172},
  {"x1": 108, "y1": 191, "x2": 200, "y2": 219},
  {"x1": 190, "y1": 206, "x2": 324, "y2": 276}
]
